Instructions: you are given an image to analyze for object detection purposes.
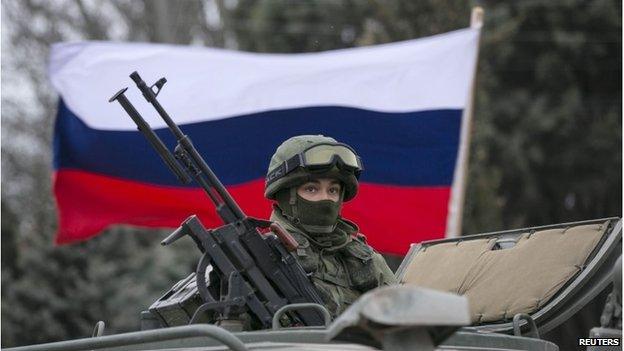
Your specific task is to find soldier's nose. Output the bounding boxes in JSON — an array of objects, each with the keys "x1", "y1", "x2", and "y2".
[{"x1": 322, "y1": 191, "x2": 337, "y2": 202}]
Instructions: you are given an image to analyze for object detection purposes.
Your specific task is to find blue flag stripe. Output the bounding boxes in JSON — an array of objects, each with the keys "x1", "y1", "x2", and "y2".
[{"x1": 53, "y1": 100, "x2": 462, "y2": 187}]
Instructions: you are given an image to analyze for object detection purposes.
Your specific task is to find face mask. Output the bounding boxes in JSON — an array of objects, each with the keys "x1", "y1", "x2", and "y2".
[
  {"x1": 276, "y1": 188, "x2": 342, "y2": 234},
  {"x1": 295, "y1": 195, "x2": 341, "y2": 233}
]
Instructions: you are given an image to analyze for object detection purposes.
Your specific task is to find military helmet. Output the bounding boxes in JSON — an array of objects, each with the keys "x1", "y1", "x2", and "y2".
[{"x1": 264, "y1": 135, "x2": 362, "y2": 201}]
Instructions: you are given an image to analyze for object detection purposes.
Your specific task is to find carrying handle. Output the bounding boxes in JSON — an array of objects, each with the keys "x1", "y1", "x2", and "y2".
[
  {"x1": 512, "y1": 313, "x2": 540, "y2": 339},
  {"x1": 272, "y1": 303, "x2": 332, "y2": 330}
]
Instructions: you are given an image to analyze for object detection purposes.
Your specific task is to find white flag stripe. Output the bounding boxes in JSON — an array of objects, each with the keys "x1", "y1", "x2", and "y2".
[{"x1": 49, "y1": 28, "x2": 480, "y2": 131}]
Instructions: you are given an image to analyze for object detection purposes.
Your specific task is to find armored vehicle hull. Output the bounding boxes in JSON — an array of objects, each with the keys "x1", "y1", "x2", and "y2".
[{"x1": 7, "y1": 218, "x2": 621, "y2": 351}]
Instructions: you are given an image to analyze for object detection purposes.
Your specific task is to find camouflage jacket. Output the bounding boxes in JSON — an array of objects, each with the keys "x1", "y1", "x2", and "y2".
[{"x1": 270, "y1": 206, "x2": 396, "y2": 317}]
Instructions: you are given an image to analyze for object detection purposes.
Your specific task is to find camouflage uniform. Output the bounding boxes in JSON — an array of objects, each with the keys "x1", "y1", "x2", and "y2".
[{"x1": 265, "y1": 135, "x2": 396, "y2": 317}]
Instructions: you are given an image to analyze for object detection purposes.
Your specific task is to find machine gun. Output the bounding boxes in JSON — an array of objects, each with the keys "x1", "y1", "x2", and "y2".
[{"x1": 109, "y1": 72, "x2": 328, "y2": 330}]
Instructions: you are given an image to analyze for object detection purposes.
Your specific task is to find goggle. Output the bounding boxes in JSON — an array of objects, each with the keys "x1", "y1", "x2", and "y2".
[{"x1": 266, "y1": 142, "x2": 363, "y2": 186}]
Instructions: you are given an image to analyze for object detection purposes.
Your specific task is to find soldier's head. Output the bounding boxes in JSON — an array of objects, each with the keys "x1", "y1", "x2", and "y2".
[{"x1": 265, "y1": 135, "x2": 362, "y2": 233}]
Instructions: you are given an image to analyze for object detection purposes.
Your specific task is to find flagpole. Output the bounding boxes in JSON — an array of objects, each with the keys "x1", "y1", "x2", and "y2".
[{"x1": 446, "y1": 6, "x2": 484, "y2": 238}]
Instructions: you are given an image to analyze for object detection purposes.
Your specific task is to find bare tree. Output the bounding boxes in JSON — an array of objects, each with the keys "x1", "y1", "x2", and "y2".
[{"x1": 1, "y1": 1, "x2": 230, "y2": 346}]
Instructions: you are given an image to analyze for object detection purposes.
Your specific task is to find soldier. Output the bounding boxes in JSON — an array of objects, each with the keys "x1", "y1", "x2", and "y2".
[{"x1": 265, "y1": 135, "x2": 396, "y2": 317}]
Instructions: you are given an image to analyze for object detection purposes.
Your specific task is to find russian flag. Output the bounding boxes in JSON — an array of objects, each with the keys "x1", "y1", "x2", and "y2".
[{"x1": 49, "y1": 27, "x2": 480, "y2": 255}]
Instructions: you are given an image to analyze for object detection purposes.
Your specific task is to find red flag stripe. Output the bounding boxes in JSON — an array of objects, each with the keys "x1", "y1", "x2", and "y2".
[{"x1": 54, "y1": 169, "x2": 449, "y2": 254}]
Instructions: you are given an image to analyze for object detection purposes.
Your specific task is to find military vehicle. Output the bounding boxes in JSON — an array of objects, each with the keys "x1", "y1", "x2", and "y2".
[
  {"x1": 7, "y1": 72, "x2": 621, "y2": 351},
  {"x1": 6, "y1": 217, "x2": 621, "y2": 351}
]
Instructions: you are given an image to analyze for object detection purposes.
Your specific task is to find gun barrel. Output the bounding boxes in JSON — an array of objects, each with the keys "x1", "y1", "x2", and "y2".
[
  {"x1": 129, "y1": 71, "x2": 246, "y2": 223},
  {"x1": 109, "y1": 88, "x2": 191, "y2": 184},
  {"x1": 130, "y1": 71, "x2": 185, "y2": 139},
  {"x1": 177, "y1": 136, "x2": 246, "y2": 221}
]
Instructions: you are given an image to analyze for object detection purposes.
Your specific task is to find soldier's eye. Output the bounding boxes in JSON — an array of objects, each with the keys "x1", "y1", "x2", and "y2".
[
  {"x1": 329, "y1": 187, "x2": 340, "y2": 194},
  {"x1": 305, "y1": 186, "x2": 317, "y2": 193}
]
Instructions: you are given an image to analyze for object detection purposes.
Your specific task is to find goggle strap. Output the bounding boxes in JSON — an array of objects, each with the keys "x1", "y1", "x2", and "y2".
[
  {"x1": 266, "y1": 146, "x2": 363, "y2": 187},
  {"x1": 289, "y1": 187, "x2": 299, "y2": 219},
  {"x1": 266, "y1": 154, "x2": 304, "y2": 186},
  {"x1": 287, "y1": 154, "x2": 303, "y2": 174}
]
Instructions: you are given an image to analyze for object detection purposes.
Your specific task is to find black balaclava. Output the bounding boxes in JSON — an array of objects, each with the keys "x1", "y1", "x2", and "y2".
[{"x1": 275, "y1": 185, "x2": 343, "y2": 234}]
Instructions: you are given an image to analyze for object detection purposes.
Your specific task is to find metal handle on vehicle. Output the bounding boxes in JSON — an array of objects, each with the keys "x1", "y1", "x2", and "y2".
[
  {"x1": 272, "y1": 303, "x2": 332, "y2": 329},
  {"x1": 512, "y1": 313, "x2": 540, "y2": 339},
  {"x1": 6, "y1": 325, "x2": 248, "y2": 351},
  {"x1": 91, "y1": 321, "x2": 105, "y2": 338}
]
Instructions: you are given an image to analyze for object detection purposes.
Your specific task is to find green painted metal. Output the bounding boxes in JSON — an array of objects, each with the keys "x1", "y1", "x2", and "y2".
[{"x1": 5, "y1": 325, "x2": 248, "y2": 351}]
